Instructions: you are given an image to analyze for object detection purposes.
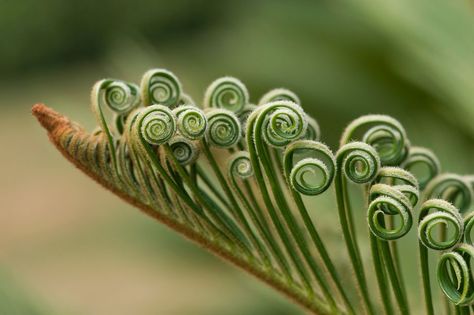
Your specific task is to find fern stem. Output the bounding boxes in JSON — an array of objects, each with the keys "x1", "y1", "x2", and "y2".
[
  {"x1": 201, "y1": 140, "x2": 271, "y2": 265},
  {"x1": 370, "y1": 234, "x2": 393, "y2": 315},
  {"x1": 334, "y1": 175, "x2": 375, "y2": 315},
  {"x1": 379, "y1": 240, "x2": 410, "y2": 314},
  {"x1": 419, "y1": 244, "x2": 434, "y2": 315},
  {"x1": 292, "y1": 192, "x2": 356, "y2": 315}
]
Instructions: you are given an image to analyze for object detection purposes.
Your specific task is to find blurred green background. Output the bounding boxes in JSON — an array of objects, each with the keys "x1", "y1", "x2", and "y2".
[{"x1": 2, "y1": 0, "x2": 474, "y2": 314}]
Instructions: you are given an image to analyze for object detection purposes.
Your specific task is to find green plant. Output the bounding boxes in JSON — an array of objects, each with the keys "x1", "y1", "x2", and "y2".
[{"x1": 33, "y1": 68, "x2": 474, "y2": 315}]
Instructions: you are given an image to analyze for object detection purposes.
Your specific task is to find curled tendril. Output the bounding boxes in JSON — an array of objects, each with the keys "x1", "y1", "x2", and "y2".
[
  {"x1": 401, "y1": 146, "x2": 441, "y2": 190},
  {"x1": 340, "y1": 115, "x2": 408, "y2": 166},
  {"x1": 169, "y1": 136, "x2": 200, "y2": 166},
  {"x1": 173, "y1": 105, "x2": 207, "y2": 140},
  {"x1": 237, "y1": 104, "x2": 257, "y2": 136},
  {"x1": 228, "y1": 151, "x2": 254, "y2": 179},
  {"x1": 136, "y1": 105, "x2": 177, "y2": 146},
  {"x1": 375, "y1": 167, "x2": 420, "y2": 206},
  {"x1": 438, "y1": 244, "x2": 474, "y2": 306},
  {"x1": 367, "y1": 183, "x2": 413, "y2": 240},
  {"x1": 203, "y1": 77, "x2": 249, "y2": 114},
  {"x1": 258, "y1": 88, "x2": 301, "y2": 106},
  {"x1": 92, "y1": 79, "x2": 140, "y2": 115},
  {"x1": 205, "y1": 109, "x2": 241, "y2": 148},
  {"x1": 249, "y1": 101, "x2": 307, "y2": 148},
  {"x1": 141, "y1": 69, "x2": 182, "y2": 108},
  {"x1": 336, "y1": 142, "x2": 381, "y2": 184},
  {"x1": 424, "y1": 173, "x2": 474, "y2": 214},
  {"x1": 418, "y1": 199, "x2": 463, "y2": 250},
  {"x1": 283, "y1": 140, "x2": 336, "y2": 196}
]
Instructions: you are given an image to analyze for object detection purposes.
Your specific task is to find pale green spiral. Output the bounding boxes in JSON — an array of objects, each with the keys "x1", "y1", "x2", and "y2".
[
  {"x1": 438, "y1": 244, "x2": 474, "y2": 306},
  {"x1": 93, "y1": 79, "x2": 140, "y2": 114},
  {"x1": 206, "y1": 109, "x2": 241, "y2": 148},
  {"x1": 283, "y1": 140, "x2": 336, "y2": 196},
  {"x1": 258, "y1": 88, "x2": 301, "y2": 106},
  {"x1": 203, "y1": 77, "x2": 249, "y2": 114},
  {"x1": 251, "y1": 101, "x2": 307, "y2": 148},
  {"x1": 340, "y1": 115, "x2": 408, "y2": 166},
  {"x1": 367, "y1": 184, "x2": 413, "y2": 240},
  {"x1": 228, "y1": 151, "x2": 254, "y2": 179},
  {"x1": 169, "y1": 136, "x2": 200, "y2": 166},
  {"x1": 137, "y1": 105, "x2": 177, "y2": 146},
  {"x1": 173, "y1": 105, "x2": 207, "y2": 140},
  {"x1": 375, "y1": 167, "x2": 420, "y2": 206},
  {"x1": 418, "y1": 199, "x2": 463, "y2": 250},
  {"x1": 140, "y1": 69, "x2": 182, "y2": 108},
  {"x1": 336, "y1": 142, "x2": 381, "y2": 184}
]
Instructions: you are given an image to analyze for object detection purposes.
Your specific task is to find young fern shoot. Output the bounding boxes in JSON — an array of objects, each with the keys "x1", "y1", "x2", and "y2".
[{"x1": 33, "y1": 68, "x2": 474, "y2": 315}]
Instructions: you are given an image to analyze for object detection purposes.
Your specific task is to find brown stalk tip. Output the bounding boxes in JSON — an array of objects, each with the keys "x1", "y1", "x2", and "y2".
[{"x1": 32, "y1": 103, "x2": 70, "y2": 133}]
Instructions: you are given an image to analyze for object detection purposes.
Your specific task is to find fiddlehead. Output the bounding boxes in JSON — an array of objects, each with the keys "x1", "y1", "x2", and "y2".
[
  {"x1": 367, "y1": 183, "x2": 414, "y2": 241},
  {"x1": 253, "y1": 101, "x2": 308, "y2": 148},
  {"x1": 340, "y1": 115, "x2": 408, "y2": 166},
  {"x1": 173, "y1": 105, "x2": 208, "y2": 140},
  {"x1": 438, "y1": 244, "x2": 474, "y2": 306},
  {"x1": 205, "y1": 109, "x2": 241, "y2": 148},
  {"x1": 284, "y1": 140, "x2": 335, "y2": 196},
  {"x1": 418, "y1": 199, "x2": 463, "y2": 251},
  {"x1": 138, "y1": 105, "x2": 177, "y2": 146},
  {"x1": 418, "y1": 199, "x2": 464, "y2": 315},
  {"x1": 168, "y1": 136, "x2": 200, "y2": 166},
  {"x1": 203, "y1": 77, "x2": 249, "y2": 114},
  {"x1": 140, "y1": 69, "x2": 182, "y2": 108}
]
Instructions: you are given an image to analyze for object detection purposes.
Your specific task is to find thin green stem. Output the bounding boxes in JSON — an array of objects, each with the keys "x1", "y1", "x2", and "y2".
[
  {"x1": 252, "y1": 141, "x2": 338, "y2": 313},
  {"x1": 201, "y1": 140, "x2": 271, "y2": 265},
  {"x1": 196, "y1": 164, "x2": 232, "y2": 210},
  {"x1": 379, "y1": 240, "x2": 410, "y2": 314},
  {"x1": 162, "y1": 144, "x2": 252, "y2": 255},
  {"x1": 334, "y1": 175, "x2": 376, "y2": 315},
  {"x1": 370, "y1": 233, "x2": 393, "y2": 315},
  {"x1": 292, "y1": 192, "x2": 356, "y2": 315},
  {"x1": 229, "y1": 173, "x2": 292, "y2": 278}
]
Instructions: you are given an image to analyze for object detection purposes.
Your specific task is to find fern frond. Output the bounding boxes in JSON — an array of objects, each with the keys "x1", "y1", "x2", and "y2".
[{"x1": 33, "y1": 68, "x2": 474, "y2": 315}]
